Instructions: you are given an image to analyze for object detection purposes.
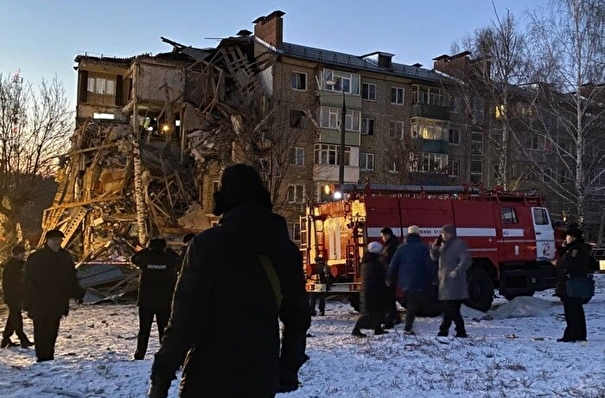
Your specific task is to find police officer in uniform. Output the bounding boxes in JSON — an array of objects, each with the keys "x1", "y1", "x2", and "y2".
[
  {"x1": 556, "y1": 226, "x2": 590, "y2": 342},
  {"x1": 132, "y1": 238, "x2": 181, "y2": 360}
]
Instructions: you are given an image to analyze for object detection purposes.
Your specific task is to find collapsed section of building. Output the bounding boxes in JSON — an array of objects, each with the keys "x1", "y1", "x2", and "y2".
[{"x1": 43, "y1": 25, "x2": 306, "y2": 264}]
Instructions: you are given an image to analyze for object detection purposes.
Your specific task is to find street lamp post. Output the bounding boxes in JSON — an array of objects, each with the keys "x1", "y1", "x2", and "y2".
[{"x1": 338, "y1": 89, "x2": 346, "y2": 188}]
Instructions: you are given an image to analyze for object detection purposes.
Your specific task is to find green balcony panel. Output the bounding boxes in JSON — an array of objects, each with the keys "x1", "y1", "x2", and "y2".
[{"x1": 411, "y1": 103, "x2": 451, "y2": 120}]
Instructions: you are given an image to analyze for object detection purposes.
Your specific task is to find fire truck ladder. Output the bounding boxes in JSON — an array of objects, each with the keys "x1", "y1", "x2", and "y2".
[{"x1": 299, "y1": 215, "x2": 309, "y2": 265}]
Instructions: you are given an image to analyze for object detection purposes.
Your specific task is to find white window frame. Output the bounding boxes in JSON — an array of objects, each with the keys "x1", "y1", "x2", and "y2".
[
  {"x1": 391, "y1": 87, "x2": 404, "y2": 105},
  {"x1": 314, "y1": 144, "x2": 350, "y2": 166},
  {"x1": 449, "y1": 128, "x2": 460, "y2": 145},
  {"x1": 290, "y1": 147, "x2": 305, "y2": 166},
  {"x1": 448, "y1": 160, "x2": 460, "y2": 177},
  {"x1": 291, "y1": 72, "x2": 307, "y2": 91},
  {"x1": 319, "y1": 106, "x2": 360, "y2": 132},
  {"x1": 322, "y1": 69, "x2": 360, "y2": 95},
  {"x1": 389, "y1": 121, "x2": 404, "y2": 139},
  {"x1": 359, "y1": 152, "x2": 375, "y2": 171},
  {"x1": 287, "y1": 185, "x2": 305, "y2": 203},
  {"x1": 420, "y1": 153, "x2": 447, "y2": 173},
  {"x1": 361, "y1": 117, "x2": 375, "y2": 135},
  {"x1": 362, "y1": 82, "x2": 376, "y2": 101}
]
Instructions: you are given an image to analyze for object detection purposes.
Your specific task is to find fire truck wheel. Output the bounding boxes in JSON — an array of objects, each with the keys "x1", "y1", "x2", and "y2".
[{"x1": 464, "y1": 268, "x2": 494, "y2": 312}]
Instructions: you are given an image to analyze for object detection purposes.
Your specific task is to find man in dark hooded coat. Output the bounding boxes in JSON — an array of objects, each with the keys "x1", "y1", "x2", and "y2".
[{"x1": 148, "y1": 164, "x2": 310, "y2": 398}]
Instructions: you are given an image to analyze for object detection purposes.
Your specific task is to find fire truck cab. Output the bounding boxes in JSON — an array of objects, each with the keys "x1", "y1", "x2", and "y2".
[{"x1": 300, "y1": 183, "x2": 559, "y2": 312}]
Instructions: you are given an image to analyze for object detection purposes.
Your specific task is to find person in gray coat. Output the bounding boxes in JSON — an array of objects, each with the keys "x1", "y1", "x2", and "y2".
[{"x1": 430, "y1": 224, "x2": 471, "y2": 338}]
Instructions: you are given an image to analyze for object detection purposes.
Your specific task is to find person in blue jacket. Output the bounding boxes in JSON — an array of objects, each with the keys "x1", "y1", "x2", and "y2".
[{"x1": 387, "y1": 225, "x2": 436, "y2": 335}]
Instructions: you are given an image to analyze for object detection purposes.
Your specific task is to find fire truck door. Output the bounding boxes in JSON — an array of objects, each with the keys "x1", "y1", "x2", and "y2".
[{"x1": 531, "y1": 207, "x2": 556, "y2": 261}]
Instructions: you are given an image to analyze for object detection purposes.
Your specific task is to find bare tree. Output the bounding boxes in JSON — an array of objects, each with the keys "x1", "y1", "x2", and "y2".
[
  {"x1": 453, "y1": 6, "x2": 529, "y2": 190},
  {"x1": 520, "y1": 0, "x2": 605, "y2": 228},
  {"x1": 0, "y1": 73, "x2": 72, "y2": 247}
]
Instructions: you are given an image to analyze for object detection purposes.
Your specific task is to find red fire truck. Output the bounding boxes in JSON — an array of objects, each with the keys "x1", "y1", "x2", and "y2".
[{"x1": 300, "y1": 183, "x2": 559, "y2": 312}]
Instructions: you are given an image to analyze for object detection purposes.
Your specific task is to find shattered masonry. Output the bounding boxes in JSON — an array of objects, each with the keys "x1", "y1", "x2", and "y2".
[{"x1": 42, "y1": 34, "x2": 285, "y2": 264}]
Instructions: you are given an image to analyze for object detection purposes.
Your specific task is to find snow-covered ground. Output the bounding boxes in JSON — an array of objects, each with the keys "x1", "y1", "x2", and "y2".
[{"x1": 2, "y1": 276, "x2": 605, "y2": 398}]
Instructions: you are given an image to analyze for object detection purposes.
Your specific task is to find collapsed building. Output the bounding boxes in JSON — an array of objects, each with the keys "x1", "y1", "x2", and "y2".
[{"x1": 42, "y1": 25, "x2": 309, "y2": 265}]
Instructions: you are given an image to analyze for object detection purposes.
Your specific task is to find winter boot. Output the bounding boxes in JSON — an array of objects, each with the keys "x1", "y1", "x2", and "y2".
[
  {"x1": 19, "y1": 337, "x2": 34, "y2": 348},
  {"x1": 351, "y1": 328, "x2": 367, "y2": 337},
  {"x1": 374, "y1": 328, "x2": 389, "y2": 336},
  {"x1": 1, "y1": 338, "x2": 17, "y2": 348}
]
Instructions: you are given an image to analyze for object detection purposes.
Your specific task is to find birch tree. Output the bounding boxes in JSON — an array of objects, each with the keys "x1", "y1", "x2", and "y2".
[{"x1": 520, "y1": 0, "x2": 605, "y2": 228}]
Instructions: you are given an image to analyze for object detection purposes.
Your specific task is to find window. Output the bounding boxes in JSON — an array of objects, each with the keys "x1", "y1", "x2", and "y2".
[
  {"x1": 86, "y1": 74, "x2": 117, "y2": 105},
  {"x1": 359, "y1": 153, "x2": 375, "y2": 171},
  {"x1": 533, "y1": 208, "x2": 549, "y2": 225},
  {"x1": 290, "y1": 72, "x2": 307, "y2": 90},
  {"x1": 501, "y1": 208, "x2": 518, "y2": 224},
  {"x1": 448, "y1": 160, "x2": 460, "y2": 177},
  {"x1": 527, "y1": 134, "x2": 545, "y2": 151},
  {"x1": 291, "y1": 223, "x2": 301, "y2": 241},
  {"x1": 559, "y1": 168, "x2": 572, "y2": 184},
  {"x1": 391, "y1": 87, "x2": 404, "y2": 105},
  {"x1": 412, "y1": 85, "x2": 446, "y2": 107},
  {"x1": 470, "y1": 159, "x2": 483, "y2": 183},
  {"x1": 290, "y1": 147, "x2": 304, "y2": 165},
  {"x1": 471, "y1": 132, "x2": 484, "y2": 156},
  {"x1": 322, "y1": 69, "x2": 360, "y2": 95},
  {"x1": 362, "y1": 83, "x2": 376, "y2": 101},
  {"x1": 289, "y1": 110, "x2": 305, "y2": 128},
  {"x1": 542, "y1": 168, "x2": 553, "y2": 182},
  {"x1": 314, "y1": 144, "x2": 350, "y2": 166},
  {"x1": 361, "y1": 118, "x2": 375, "y2": 135},
  {"x1": 420, "y1": 153, "x2": 447, "y2": 173},
  {"x1": 448, "y1": 128, "x2": 460, "y2": 145},
  {"x1": 387, "y1": 156, "x2": 400, "y2": 173},
  {"x1": 410, "y1": 118, "x2": 449, "y2": 140},
  {"x1": 593, "y1": 168, "x2": 605, "y2": 185},
  {"x1": 212, "y1": 181, "x2": 220, "y2": 193},
  {"x1": 451, "y1": 96, "x2": 463, "y2": 114},
  {"x1": 472, "y1": 97, "x2": 485, "y2": 124},
  {"x1": 287, "y1": 185, "x2": 305, "y2": 203},
  {"x1": 389, "y1": 121, "x2": 404, "y2": 138},
  {"x1": 319, "y1": 107, "x2": 360, "y2": 132}
]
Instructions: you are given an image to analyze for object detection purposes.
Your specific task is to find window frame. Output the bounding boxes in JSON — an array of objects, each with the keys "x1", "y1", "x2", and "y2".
[
  {"x1": 287, "y1": 184, "x2": 305, "y2": 204},
  {"x1": 359, "y1": 152, "x2": 375, "y2": 171},
  {"x1": 361, "y1": 117, "x2": 375, "y2": 135},
  {"x1": 361, "y1": 82, "x2": 377, "y2": 101},
  {"x1": 290, "y1": 147, "x2": 305, "y2": 166},
  {"x1": 391, "y1": 87, "x2": 404, "y2": 105},
  {"x1": 290, "y1": 72, "x2": 307, "y2": 91}
]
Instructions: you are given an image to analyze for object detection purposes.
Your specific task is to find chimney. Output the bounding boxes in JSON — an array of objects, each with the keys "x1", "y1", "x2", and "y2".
[
  {"x1": 253, "y1": 10, "x2": 285, "y2": 48},
  {"x1": 433, "y1": 51, "x2": 471, "y2": 80}
]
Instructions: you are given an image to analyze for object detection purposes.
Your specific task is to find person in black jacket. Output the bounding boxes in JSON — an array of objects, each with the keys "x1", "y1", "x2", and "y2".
[
  {"x1": 352, "y1": 241, "x2": 389, "y2": 337},
  {"x1": 131, "y1": 238, "x2": 181, "y2": 360},
  {"x1": 148, "y1": 164, "x2": 310, "y2": 398},
  {"x1": 380, "y1": 227, "x2": 401, "y2": 328},
  {"x1": 555, "y1": 226, "x2": 590, "y2": 342},
  {"x1": 23, "y1": 230, "x2": 84, "y2": 362},
  {"x1": 309, "y1": 256, "x2": 328, "y2": 316},
  {"x1": 1, "y1": 245, "x2": 33, "y2": 348}
]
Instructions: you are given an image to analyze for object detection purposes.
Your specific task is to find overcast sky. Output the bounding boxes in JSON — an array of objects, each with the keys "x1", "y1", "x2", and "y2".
[{"x1": 1, "y1": 0, "x2": 546, "y2": 104}]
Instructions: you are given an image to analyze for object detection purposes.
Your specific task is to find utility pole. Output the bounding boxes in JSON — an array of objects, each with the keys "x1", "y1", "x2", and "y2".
[{"x1": 339, "y1": 89, "x2": 346, "y2": 186}]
